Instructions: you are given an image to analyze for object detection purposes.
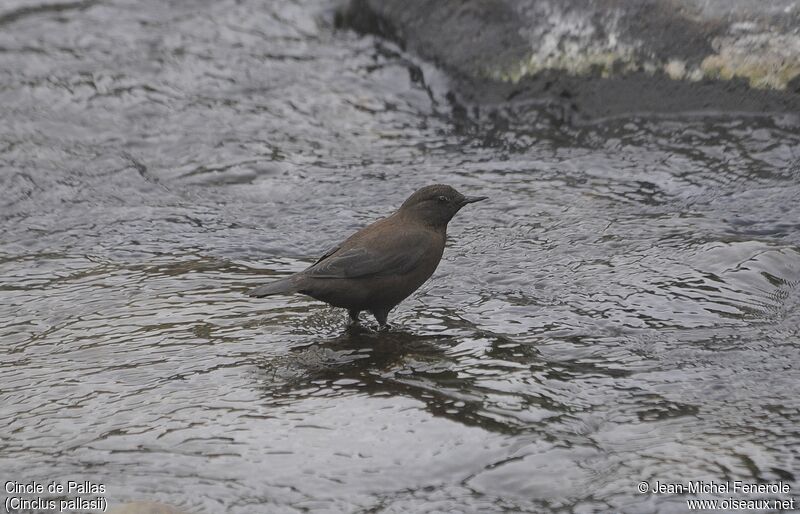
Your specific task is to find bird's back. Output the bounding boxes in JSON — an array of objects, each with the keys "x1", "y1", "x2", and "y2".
[{"x1": 295, "y1": 213, "x2": 446, "y2": 311}]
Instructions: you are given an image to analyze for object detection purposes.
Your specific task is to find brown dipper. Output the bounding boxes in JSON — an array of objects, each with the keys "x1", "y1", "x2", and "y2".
[{"x1": 248, "y1": 184, "x2": 487, "y2": 327}]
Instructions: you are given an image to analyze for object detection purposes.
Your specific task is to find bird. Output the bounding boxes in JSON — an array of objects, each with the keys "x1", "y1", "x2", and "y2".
[{"x1": 248, "y1": 184, "x2": 487, "y2": 328}]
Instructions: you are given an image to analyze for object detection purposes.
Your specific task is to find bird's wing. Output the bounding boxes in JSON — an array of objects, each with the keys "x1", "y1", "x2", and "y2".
[
  {"x1": 305, "y1": 230, "x2": 432, "y2": 279},
  {"x1": 311, "y1": 243, "x2": 340, "y2": 266}
]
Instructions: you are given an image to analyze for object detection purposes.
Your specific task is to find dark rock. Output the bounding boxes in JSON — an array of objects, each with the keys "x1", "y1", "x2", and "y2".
[{"x1": 338, "y1": 0, "x2": 800, "y2": 116}]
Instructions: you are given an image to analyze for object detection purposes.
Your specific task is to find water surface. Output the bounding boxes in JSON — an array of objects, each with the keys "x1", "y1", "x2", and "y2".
[{"x1": 1, "y1": 0, "x2": 799, "y2": 512}]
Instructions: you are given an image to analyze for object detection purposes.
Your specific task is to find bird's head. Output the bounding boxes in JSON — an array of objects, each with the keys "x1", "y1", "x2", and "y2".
[{"x1": 399, "y1": 184, "x2": 487, "y2": 227}]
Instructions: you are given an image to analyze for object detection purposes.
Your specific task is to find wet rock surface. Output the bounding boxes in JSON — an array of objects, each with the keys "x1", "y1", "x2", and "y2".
[{"x1": 339, "y1": 0, "x2": 800, "y2": 117}]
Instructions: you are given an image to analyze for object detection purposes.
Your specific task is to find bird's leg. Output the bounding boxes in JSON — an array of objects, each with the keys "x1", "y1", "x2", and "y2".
[
  {"x1": 370, "y1": 308, "x2": 390, "y2": 330},
  {"x1": 348, "y1": 309, "x2": 361, "y2": 325}
]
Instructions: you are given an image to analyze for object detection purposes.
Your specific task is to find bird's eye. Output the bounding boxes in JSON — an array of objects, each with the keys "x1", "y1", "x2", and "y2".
[{"x1": 437, "y1": 195, "x2": 448, "y2": 202}]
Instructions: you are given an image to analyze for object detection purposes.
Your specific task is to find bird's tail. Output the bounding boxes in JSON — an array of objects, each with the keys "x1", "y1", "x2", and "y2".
[{"x1": 248, "y1": 275, "x2": 301, "y2": 297}]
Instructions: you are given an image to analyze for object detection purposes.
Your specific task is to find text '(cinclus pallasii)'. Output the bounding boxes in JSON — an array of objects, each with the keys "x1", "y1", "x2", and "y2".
[{"x1": 248, "y1": 184, "x2": 487, "y2": 327}]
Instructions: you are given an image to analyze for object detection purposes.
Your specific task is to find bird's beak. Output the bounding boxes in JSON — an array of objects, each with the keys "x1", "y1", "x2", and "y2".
[{"x1": 460, "y1": 195, "x2": 488, "y2": 206}]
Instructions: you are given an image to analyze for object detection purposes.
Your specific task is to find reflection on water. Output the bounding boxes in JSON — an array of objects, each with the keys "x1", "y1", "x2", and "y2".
[
  {"x1": 1, "y1": 0, "x2": 799, "y2": 512},
  {"x1": 256, "y1": 325, "x2": 550, "y2": 433}
]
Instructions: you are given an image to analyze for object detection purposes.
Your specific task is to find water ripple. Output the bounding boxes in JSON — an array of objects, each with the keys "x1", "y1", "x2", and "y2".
[{"x1": 1, "y1": 0, "x2": 798, "y2": 511}]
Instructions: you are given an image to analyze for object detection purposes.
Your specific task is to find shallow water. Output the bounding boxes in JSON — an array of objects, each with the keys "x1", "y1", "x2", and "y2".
[{"x1": 1, "y1": 0, "x2": 799, "y2": 513}]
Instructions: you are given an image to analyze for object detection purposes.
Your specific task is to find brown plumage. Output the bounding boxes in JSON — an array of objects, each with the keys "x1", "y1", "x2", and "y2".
[{"x1": 248, "y1": 184, "x2": 487, "y2": 327}]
